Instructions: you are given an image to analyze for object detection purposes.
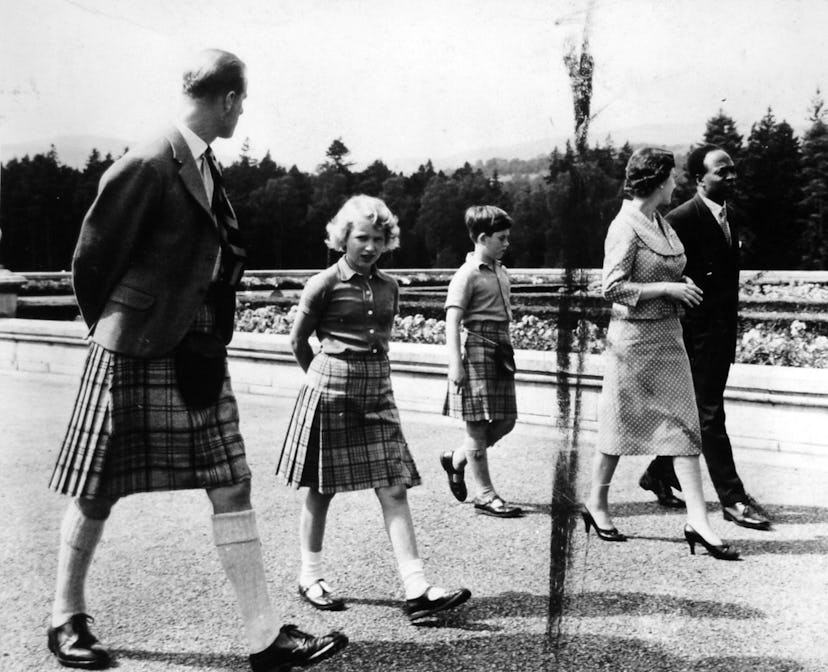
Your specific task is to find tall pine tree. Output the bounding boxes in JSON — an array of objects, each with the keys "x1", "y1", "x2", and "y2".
[
  {"x1": 797, "y1": 91, "x2": 828, "y2": 269},
  {"x1": 703, "y1": 109, "x2": 743, "y2": 159},
  {"x1": 740, "y1": 108, "x2": 802, "y2": 268}
]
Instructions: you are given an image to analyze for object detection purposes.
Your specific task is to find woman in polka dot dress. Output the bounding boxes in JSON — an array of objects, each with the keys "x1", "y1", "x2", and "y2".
[{"x1": 582, "y1": 148, "x2": 739, "y2": 560}]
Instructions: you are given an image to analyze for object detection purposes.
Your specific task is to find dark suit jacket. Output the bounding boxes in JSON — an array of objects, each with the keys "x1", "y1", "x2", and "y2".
[
  {"x1": 665, "y1": 193, "x2": 741, "y2": 362},
  {"x1": 72, "y1": 126, "x2": 231, "y2": 357}
]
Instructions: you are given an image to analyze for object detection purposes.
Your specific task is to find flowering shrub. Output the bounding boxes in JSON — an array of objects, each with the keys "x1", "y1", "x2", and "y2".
[
  {"x1": 235, "y1": 305, "x2": 828, "y2": 367},
  {"x1": 736, "y1": 320, "x2": 828, "y2": 368},
  {"x1": 236, "y1": 305, "x2": 609, "y2": 353}
]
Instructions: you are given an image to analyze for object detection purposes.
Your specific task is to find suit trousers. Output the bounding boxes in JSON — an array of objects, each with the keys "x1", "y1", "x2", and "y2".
[{"x1": 645, "y1": 321, "x2": 746, "y2": 507}]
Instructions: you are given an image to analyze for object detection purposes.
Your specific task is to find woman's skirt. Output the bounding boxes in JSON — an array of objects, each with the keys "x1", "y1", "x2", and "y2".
[
  {"x1": 277, "y1": 351, "x2": 421, "y2": 494},
  {"x1": 49, "y1": 300, "x2": 249, "y2": 498},
  {"x1": 596, "y1": 316, "x2": 701, "y2": 456},
  {"x1": 442, "y1": 320, "x2": 517, "y2": 422}
]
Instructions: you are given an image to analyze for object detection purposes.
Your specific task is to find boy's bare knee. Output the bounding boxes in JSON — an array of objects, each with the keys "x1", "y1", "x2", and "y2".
[{"x1": 76, "y1": 496, "x2": 117, "y2": 520}]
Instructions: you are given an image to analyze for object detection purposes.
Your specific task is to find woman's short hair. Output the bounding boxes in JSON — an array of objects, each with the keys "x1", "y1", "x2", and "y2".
[
  {"x1": 465, "y1": 205, "x2": 513, "y2": 241},
  {"x1": 182, "y1": 49, "x2": 246, "y2": 99},
  {"x1": 325, "y1": 195, "x2": 401, "y2": 252},
  {"x1": 624, "y1": 147, "x2": 675, "y2": 197}
]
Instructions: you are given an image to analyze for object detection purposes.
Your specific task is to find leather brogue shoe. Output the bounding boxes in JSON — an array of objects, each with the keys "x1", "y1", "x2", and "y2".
[
  {"x1": 405, "y1": 587, "x2": 472, "y2": 623},
  {"x1": 47, "y1": 613, "x2": 111, "y2": 669},
  {"x1": 639, "y1": 471, "x2": 685, "y2": 509},
  {"x1": 249, "y1": 624, "x2": 348, "y2": 672},
  {"x1": 298, "y1": 579, "x2": 346, "y2": 611},
  {"x1": 723, "y1": 500, "x2": 771, "y2": 530}
]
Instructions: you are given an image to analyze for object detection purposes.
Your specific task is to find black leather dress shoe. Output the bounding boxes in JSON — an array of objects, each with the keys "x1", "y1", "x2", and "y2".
[
  {"x1": 47, "y1": 613, "x2": 111, "y2": 669},
  {"x1": 723, "y1": 500, "x2": 771, "y2": 530},
  {"x1": 639, "y1": 471, "x2": 685, "y2": 509},
  {"x1": 405, "y1": 587, "x2": 472, "y2": 622},
  {"x1": 298, "y1": 579, "x2": 346, "y2": 611},
  {"x1": 249, "y1": 624, "x2": 348, "y2": 672}
]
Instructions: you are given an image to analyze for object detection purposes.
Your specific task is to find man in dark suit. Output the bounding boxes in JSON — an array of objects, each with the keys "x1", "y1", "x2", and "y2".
[
  {"x1": 639, "y1": 144, "x2": 771, "y2": 531},
  {"x1": 46, "y1": 49, "x2": 347, "y2": 672}
]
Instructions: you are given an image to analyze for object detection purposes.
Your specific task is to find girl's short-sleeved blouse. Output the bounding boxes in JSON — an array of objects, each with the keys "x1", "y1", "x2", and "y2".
[{"x1": 298, "y1": 256, "x2": 399, "y2": 355}]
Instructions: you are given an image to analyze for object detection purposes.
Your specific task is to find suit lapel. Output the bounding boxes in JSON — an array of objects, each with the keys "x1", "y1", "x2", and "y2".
[
  {"x1": 165, "y1": 127, "x2": 214, "y2": 220},
  {"x1": 692, "y1": 194, "x2": 732, "y2": 250}
]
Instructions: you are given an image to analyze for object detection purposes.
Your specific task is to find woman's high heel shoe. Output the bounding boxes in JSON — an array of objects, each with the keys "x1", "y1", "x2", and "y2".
[
  {"x1": 683, "y1": 524, "x2": 740, "y2": 560},
  {"x1": 580, "y1": 507, "x2": 627, "y2": 542}
]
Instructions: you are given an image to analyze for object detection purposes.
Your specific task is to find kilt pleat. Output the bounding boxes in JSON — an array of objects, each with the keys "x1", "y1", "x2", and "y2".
[
  {"x1": 50, "y1": 301, "x2": 250, "y2": 498},
  {"x1": 442, "y1": 321, "x2": 517, "y2": 422},
  {"x1": 276, "y1": 352, "x2": 421, "y2": 494},
  {"x1": 49, "y1": 344, "x2": 113, "y2": 496}
]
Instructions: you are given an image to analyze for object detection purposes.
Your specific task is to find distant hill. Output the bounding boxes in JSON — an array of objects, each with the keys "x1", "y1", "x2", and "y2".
[
  {"x1": 2, "y1": 120, "x2": 753, "y2": 174},
  {"x1": 1, "y1": 135, "x2": 132, "y2": 168}
]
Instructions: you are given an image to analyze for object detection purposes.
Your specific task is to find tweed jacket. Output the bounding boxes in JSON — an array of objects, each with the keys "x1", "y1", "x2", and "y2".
[
  {"x1": 72, "y1": 126, "x2": 232, "y2": 357},
  {"x1": 666, "y1": 194, "x2": 741, "y2": 360},
  {"x1": 602, "y1": 199, "x2": 687, "y2": 320}
]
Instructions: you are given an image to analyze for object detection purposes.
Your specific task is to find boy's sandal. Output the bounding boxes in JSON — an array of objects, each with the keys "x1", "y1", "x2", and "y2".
[
  {"x1": 474, "y1": 495, "x2": 523, "y2": 518},
  {"x1": 439, "y1": 452, "x2": 467, "y2": 502},
  {"x1": 298, "y1": 579, "x2": 346, "y2": 611}
]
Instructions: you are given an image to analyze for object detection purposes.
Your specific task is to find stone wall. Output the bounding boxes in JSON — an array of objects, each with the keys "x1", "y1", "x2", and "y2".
[{"x1": 1, "y1": 317, "x2": 826, "y2": 457}]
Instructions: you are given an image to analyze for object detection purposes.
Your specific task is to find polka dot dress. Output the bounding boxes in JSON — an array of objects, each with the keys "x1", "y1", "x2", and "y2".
[{"x1": 596, "y1": 201, "x2": 702, "y2": 457}]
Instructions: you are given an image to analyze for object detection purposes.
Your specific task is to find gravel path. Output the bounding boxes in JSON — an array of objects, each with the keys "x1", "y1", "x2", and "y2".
[{"x1": 1, "y1": 370, "x2": 826, "y2": 671}]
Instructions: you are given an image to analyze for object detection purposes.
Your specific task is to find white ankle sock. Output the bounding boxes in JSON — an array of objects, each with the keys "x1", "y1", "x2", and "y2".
[
  {"x1": 212, "y1": 510, "x2": 278, "y2": 654},
  {"x1": 299, "y1": 549, "x2": 324, "y2": 588},
  {"x1": 398, "y1": 558, "x2": 432, "y2": 600},
  {"x1": 51, "y1": 502, "x2": 106, "y2": 627}
]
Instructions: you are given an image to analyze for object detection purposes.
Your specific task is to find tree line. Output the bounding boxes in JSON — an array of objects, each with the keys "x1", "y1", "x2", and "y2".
[{"x1": 2, "y1": 96, "x2": 827, "y2": 272}]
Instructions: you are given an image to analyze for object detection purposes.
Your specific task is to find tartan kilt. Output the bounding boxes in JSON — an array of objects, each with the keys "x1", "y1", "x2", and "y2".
[
  {"x1": 49, "y1": 300, "x2": 250, "y2": 498},
  {"x1": 442, "y1": 320, "x2": 518, "y2": 422},
  {"x1": 276, "y1": 351, "x2": 421, "y2": 494}
]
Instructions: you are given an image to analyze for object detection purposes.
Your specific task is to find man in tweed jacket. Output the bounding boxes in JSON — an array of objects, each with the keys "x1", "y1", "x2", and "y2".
[{"x1": 46, "y1": 49, "x2": 347, "y2": 672}]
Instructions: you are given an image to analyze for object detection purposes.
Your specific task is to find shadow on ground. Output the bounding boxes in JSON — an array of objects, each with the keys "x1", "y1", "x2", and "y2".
[
  {"x1": 551, "y1": 634, "x2": 807, "y2": 672},
  {"x1": 563, "y1": 591, "x2": 763, "y2": 619},
  {"x1": 113, "y1": 633, "x2": 555, "y2": 671}
]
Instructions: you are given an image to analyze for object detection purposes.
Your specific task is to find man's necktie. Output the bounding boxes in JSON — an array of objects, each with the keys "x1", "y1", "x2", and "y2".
[
  {"x1": 203, "y1": 147, "x2": 246, "y2": 286},
  {"x1": 718, "y1": 207, "x2": 732, "y2": 246}
]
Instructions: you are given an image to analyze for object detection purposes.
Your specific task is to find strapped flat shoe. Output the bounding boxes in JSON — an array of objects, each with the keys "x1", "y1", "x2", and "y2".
[
  {"x1": 404, "y1": 586, "x2": 472, "y2": 623},
  {"x1": 474, "y1": 495, "x2": 523, "y2": 518},
  {"x1": 580, "y1": 506, "x2": 627, "y2": 542},
  {"x1": 439, "y1": 451, "x2": 467, "y2": 502},
  {"x1": 298, "y1": 579, "x2": 346, "y2": 611}
]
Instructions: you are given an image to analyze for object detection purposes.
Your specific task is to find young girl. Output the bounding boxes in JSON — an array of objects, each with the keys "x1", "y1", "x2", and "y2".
[
  {"x1": 441, "y1": 205, "x2": 522, "y2": 518},
  {"x1": 276, "y1": 195, "x2": 471, "y2": 621}
]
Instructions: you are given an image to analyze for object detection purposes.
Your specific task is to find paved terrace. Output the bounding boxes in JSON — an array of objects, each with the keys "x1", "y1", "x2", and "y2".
[{"x1": 1, "y1": 370, "x2": 827, "y2": 672}]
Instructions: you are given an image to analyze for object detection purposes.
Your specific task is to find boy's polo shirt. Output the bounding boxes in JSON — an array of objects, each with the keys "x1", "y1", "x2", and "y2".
[{"x1": 445, "y1": 253, "x2": 512, "y2": 322}]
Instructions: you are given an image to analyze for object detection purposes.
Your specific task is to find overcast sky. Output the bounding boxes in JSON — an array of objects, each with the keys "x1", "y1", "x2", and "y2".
[{"x1": 1, "y1": 0, "x2": 826, "y2": 171}]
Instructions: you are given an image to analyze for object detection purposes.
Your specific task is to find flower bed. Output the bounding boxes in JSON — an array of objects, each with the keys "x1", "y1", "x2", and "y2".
[{"x1": 236, "y1": 305, "x2": 828, "y2": 368}]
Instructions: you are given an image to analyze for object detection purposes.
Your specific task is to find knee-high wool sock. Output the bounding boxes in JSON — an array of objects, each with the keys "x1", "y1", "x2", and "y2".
[
  {"x1": 51, "y1": 502, "x2": 106, "y2": 628},
  {"x1": 212, "y1": 510, "x2": 279, "y2": 654}
]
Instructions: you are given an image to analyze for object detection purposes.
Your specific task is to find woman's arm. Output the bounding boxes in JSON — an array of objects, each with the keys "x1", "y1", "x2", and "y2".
[
  {"x1": 445, "y1": 306, "x2": 465, "y2": 388},
  {"x1": 603, "y1": 220, "x2": 702, "y2": 308}
]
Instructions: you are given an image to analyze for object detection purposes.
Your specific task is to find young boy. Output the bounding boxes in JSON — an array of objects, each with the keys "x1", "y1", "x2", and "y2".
[{"x1": 441, "y1": 205, "x2": 522, "y2": 518}]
